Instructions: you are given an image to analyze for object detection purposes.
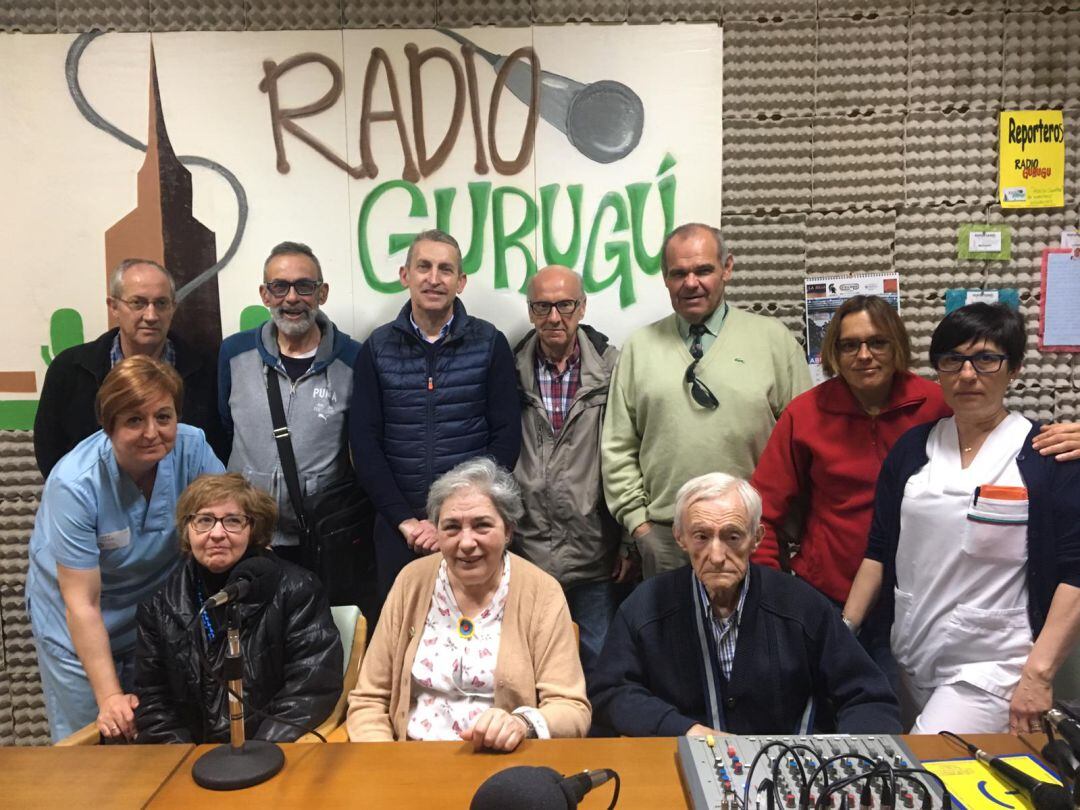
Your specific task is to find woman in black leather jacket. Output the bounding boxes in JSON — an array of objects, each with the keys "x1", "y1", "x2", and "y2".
[{"x1": 133, "y1": 473, "x2": 342, "y2": 743}]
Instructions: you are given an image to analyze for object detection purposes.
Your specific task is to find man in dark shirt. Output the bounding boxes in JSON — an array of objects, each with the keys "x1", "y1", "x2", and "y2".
[
  {"x1": 34, "y1": 258, "x2": 224, "y2": 478},
  {"x1": 590, "y1": 472, "x2": 900, "y2": 736}
]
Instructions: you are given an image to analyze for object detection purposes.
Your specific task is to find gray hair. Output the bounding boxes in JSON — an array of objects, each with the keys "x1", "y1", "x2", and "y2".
[
  {"x1": 108, "y1": 258, "x2": 175, "y2": 299},
  {"x1": 405, "y1": 228, "x2": 463, "y2": 272},
  {"x1": 660, "y1": 223, "x2": 729, "y2": 277},
  {"x1": 263, "y1": 241, "x2": 323, "y2": 281},
  {"x1": 426, "y1": 457, "x2": 524, "y2": 528},
  {"x1": 673, "y1": 472, "x2": 762, "y2": 536}
]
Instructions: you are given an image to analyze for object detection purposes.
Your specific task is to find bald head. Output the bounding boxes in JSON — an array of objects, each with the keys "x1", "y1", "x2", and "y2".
[
  {"x1": 527, "y1": 265, "x2": 584, "y2": 300},
  {"x1": 527, "y1": 265, "x2": 587, "y2": 362}
]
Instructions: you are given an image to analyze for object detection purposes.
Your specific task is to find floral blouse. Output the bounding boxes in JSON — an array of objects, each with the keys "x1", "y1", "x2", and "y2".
[{"x1": 406, "y1": 555, "x2": 512, "y2": 740}]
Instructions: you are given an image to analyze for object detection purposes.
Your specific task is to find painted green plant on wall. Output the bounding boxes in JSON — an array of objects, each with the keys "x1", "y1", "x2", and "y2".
[{"x1": 40, "y1": 308, "x2": 85, "y2": 366}]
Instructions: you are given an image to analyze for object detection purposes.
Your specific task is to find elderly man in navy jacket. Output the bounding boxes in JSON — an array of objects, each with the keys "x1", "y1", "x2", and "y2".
[
  {"x1": 350, "y1": 230, "x2": 521, "y2": 600},
  {"x1": 589, "y1": 472, "x2": 900, "y2": 736}
]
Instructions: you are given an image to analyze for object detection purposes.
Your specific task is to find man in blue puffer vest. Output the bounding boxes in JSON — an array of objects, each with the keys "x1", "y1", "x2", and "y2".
[{"x1": 350, "y1": 230, "x2": 522, "y2": 600}]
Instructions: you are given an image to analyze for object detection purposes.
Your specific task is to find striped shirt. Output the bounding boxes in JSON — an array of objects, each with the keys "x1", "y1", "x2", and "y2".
[
  {"x1": 109, "y1": 333, "x2": 176, "y2": 368},
  {"x1": 695, "y1": 574, "x2": 749, "y2": 680},
  {"x1": 535, "y1": 339, "x2": 582, "y2": 434}
]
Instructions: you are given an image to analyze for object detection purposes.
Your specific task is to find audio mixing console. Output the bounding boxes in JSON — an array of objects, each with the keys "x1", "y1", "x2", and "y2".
[{"x1": 678, "y1": 734, "x2": 948, "y2": 809}]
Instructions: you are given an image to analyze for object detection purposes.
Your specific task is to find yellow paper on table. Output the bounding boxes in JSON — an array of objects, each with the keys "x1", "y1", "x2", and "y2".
[
  {"x1": 923, "y1": 754, "x2": 1063, "y2": 809},
  {"x1": 999, "y1": 110, "x2": 1066, "y2": 208}
]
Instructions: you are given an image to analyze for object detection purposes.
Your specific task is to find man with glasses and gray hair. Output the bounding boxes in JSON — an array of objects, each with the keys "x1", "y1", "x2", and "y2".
[
  {"x1": 589, "y1": 471, "x2": 899, "y2": 737},
  {"x1": 601, "y1": 223, "x2": 811, "y2": 578},
  {"x1": 218, "y1": 241, "x2": 360, "y2": 557},
  {"x1": 34, "y1": 258, "x2": 225, "y2": 478},
  {"x1": 511, "y1": 265, "x2": 636, "y2": 676}
]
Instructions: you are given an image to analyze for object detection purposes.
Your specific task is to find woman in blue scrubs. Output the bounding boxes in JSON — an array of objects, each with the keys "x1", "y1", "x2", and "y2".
[{"x1": 26, "y1": 356, "x2": 224, "y2": 742}]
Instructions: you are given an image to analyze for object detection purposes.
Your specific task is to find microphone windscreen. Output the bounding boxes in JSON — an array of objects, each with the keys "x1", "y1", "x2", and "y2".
[
  {"x1": 227, "y1": 556, "x2": 282, "y2": 604},
  {"x1": 471, "y1": 766, "x2": 568, "y2": 810}
]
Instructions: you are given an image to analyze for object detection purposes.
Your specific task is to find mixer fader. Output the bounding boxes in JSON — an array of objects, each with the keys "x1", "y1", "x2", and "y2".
[{"x1": 678, "y1": 734, "x2": 949, "y2": 809}]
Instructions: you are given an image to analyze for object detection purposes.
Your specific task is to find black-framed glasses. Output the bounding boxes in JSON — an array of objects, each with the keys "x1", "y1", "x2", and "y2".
[
  {"x1": 116, "y1": 296, "x2": 174, "y2": 312},
  {"x1": 264, "y1": 279, "x2": 323, "y2": 297},
  {"x1": 684, "y1": 359, "x2": 719, "y2": 409},
  {"x1": 528, "y1": 299, "x2": 580, "y2": 317},
  {"x1": 187, "y1": 514, "x2": 253, "y2": 533},
  {"x1": 838, "y1": 337, "x2": 893, "y2": 357},
  {"x1": 933, "y1": 352, "x2": 1009, "y2": 374}
]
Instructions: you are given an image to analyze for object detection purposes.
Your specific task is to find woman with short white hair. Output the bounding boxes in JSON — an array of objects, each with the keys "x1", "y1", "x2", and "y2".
[{"x1": 346, "y1": 457, "x2": 590, "y2": 750}]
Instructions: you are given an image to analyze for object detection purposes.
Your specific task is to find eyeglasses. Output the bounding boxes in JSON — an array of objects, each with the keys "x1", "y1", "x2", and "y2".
[
  {"x1": 116, "y1": 297, "x2": 174, "y2": 312},
  {"x1": 933, "y1": 352, "x2": 1009, "y2": 374},
  {"x1": 528, "y1": 299, "x2": 581, "y2": 317},
  {"x1": 684, "y1": 359, "x2": 719, "y2": 409},
  {"x1": 187, "y1": 514, "x2": 253, "y2": 533},
  {"x1": 838, "y1": 337, "x2": 893, "y2": 357},
  {"x1": 264, "y1": 279, "x2": 323, "y2": 297}
]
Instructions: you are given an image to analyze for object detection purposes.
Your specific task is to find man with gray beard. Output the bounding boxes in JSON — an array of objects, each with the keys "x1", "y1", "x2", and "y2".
[{"x1": 218, "y1": 241, "x2": 361, "y2": 558}]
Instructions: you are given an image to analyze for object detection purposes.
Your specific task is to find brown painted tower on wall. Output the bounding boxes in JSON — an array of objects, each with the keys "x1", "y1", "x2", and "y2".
[{"x1": 105, "y1": 45, "x2": 221, "y2": 357}]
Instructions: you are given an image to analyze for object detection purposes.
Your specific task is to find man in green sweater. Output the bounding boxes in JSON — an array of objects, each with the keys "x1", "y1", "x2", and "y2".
[{"x1": 601, "y1": 223, "x2": 811, "y2": 577}]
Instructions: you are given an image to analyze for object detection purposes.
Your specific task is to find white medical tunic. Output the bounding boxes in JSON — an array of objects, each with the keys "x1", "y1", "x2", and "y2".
[{"x1": 892, "y1": 412, "x2": 1033, "y2": 700}]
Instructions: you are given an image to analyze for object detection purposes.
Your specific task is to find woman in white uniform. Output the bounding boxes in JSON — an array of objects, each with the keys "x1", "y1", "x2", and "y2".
[{"x1": 843, "y1": 303, "x2": 1080, "y2": 734}]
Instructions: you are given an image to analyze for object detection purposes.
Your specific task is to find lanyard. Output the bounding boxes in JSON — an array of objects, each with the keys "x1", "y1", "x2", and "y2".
[
  {"x1": 193, "y1": 578, "x2": 217, "y2": 643},
  {"x1": 691, "y1": 574, "x2": 726, "y2": 731}
]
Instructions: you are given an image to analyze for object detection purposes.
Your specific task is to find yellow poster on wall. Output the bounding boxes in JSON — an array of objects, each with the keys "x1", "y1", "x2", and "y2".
[{"x1": 999, "y1": 110, "x2": 1066, "y2": 208}]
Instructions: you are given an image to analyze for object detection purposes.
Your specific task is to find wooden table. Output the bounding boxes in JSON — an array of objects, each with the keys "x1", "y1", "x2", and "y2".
[
  {"x1": 0, "y1": 744, "x2": 193, "y2": 810},
  {"x1": 0, "y1": 734, "x2": 1043, "y2": 809},
  {"x1": 148, "y1": 737, "x2": 679, "y2": 808},
  {"x1": 144, "y1": 734, "x2": 1041, "y2": 809}
]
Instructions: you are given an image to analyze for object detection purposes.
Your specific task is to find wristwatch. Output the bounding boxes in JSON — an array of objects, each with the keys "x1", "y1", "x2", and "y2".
[
  {"x1": 516, "y1": 712, "x2": 538, "y2": 739},
  {"x1": 841, "y1": 614, "x2": 860, "y2": 635}
]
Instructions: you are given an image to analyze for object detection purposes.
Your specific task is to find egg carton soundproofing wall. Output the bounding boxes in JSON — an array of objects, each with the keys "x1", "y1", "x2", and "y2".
[
  {"x1": 0, "y1": 1, "x2": 57, "y2": 32},
  {"x1": 626, "y1": 0, "x2": 719, "y2": 23},
  {"x1": 343, "y1": 0, "x2": 435, "y2": 27},
  {"x1": 722, "y1": 19, "x2": 815, "y2": 118},
  {"x1": 722, "y1": 212, "x2": 807, "y2": 305},
  {"x1": 815, "y1": 16, "x2": 909, "y2": 115},
  {"x1": 150, "y1": 0, "x2": 243, "y2": 30},
  {"x1": 57, "y1": 0, "x2": 149, "y2": 32},
  {"x1": 722, "y1": 118, "x2": 813, "y2": 212},
  {"x1": 904, "y1": 110, "x2": 999, "y2": 206},
  {"x1": 908, "y1": 12, "x2": 1005, "y2": 111}
]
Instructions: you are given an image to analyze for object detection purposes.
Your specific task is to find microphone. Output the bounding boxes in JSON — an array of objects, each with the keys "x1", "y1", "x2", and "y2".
[
  {"x1": 471, "y1": 765, "x2": 619, "y2": 810},
  {"x1": 191, "y1": 601, "x2": 285, "y2": 790},
  {"x1": 203, "y1": 556, "x2": 281, "y2": 608},
  {"x1": 959, "y1": 736, "x2": 1072, "y2": 810},
  {"x1": 1046, "y1": 708, "x2": 1080, "y2": 758}
]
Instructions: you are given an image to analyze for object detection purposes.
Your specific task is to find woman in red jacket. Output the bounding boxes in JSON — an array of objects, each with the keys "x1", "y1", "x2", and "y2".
[{"x1": 750, "y1": 295, "x2": 1078, "y2": 671}]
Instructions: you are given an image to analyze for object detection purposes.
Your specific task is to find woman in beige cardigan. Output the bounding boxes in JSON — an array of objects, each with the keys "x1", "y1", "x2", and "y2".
[{"x1": 347, "y1": 458, "x2": 591, "y2": 751}]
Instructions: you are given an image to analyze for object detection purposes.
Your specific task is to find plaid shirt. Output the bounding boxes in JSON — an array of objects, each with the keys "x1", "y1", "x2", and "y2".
[
  {"x1": 535, "y1": 339, "x2": 582, "y2": 434},
  {"x1": 109, "y1": 333, "x2": 176, "y2": 368},
  {"x1": 696, "y1": 574, "x2": 749, "y2": 680}
]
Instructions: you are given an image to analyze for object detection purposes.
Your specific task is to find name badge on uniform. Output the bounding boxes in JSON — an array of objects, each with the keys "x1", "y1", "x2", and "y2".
[{"x1": 97, "y1": 527, "x2": 131, "y2": 550}]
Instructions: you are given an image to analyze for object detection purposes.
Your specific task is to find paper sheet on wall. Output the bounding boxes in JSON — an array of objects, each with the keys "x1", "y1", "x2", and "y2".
[
  {"x1": 804, "y1": 274, "x2": 900, "y2": 385},
  {"x1": 1040, "y1": 248, "x2": 1080, "y2": 351}
]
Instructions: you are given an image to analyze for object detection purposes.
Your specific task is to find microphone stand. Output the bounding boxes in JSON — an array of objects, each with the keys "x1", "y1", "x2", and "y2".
[{"x1": 191, "y1": 603, "x2": 285, "y2": 790}]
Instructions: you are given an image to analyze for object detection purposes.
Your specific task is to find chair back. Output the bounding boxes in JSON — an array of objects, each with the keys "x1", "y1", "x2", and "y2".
[{"x1": 298, "y1": 605, "x2": 367, "y2": 742}]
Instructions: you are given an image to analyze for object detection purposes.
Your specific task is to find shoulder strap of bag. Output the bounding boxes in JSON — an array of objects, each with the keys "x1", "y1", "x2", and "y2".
[{"x1": 265, "y1": 368, "x2": 309, "y2": 533}]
